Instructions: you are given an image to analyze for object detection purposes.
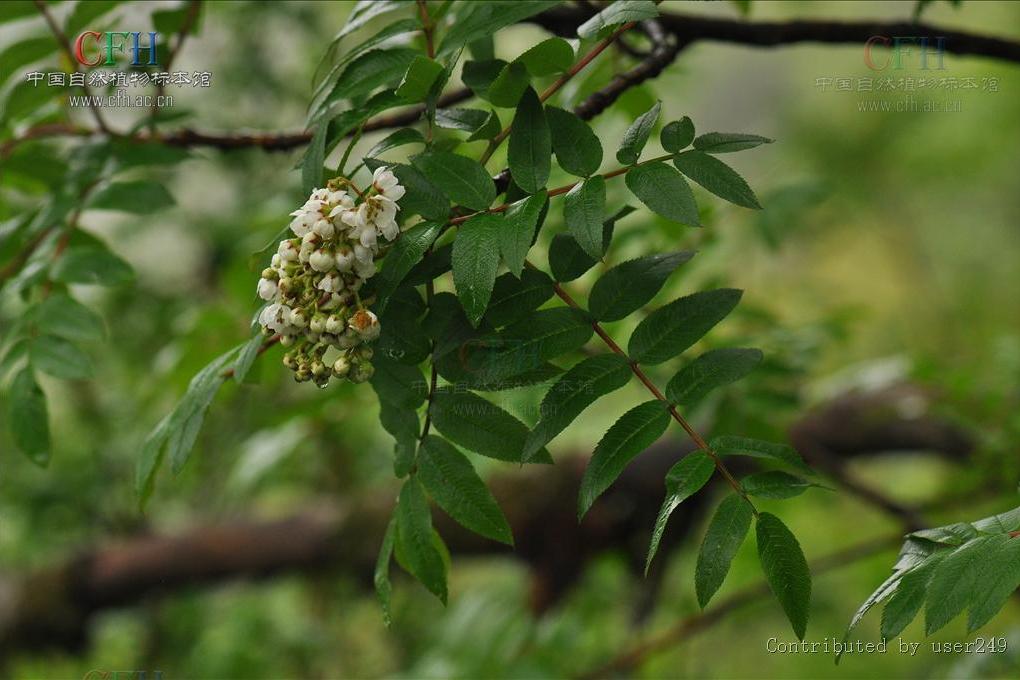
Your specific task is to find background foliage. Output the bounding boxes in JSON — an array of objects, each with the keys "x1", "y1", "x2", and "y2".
[{"x1": 2, "y1": 1, "x2": 1020, "y2": 678}]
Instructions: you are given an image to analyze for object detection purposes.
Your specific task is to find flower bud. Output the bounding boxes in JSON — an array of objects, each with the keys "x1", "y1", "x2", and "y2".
[
  {"x1": 309, "y1": 248, "x2": 335, "y2": 272},
  {"x1": 288, "y1": 308, "x2": 308, "y2": 328},
  {"x1": 325, "y1": 315, "x2": 345, "y2": 334},
  {"x1": 261, "y1": 268, "x2": 279, "y2": 281},
  {"x1": 278, "y1": 239, "x2": 299, "y2": 262},
  {"x1": 257, "y1": 278, "x2": 278, "y2": 301},
  {"x1": 349, "y1": 361, "x2": 375, "y2": 383},
  {"x1": 310, "y1": 360, "x2": 327, "y2": 377},
  {"x1": 332, "y1": 356, "x2": 351, "y2": 378},
  {"x1": 337, "y1": 329, "x2": 359, "y2": 349},
  {"x1": 309, "y1": 314, "x2": 326, "y2": 334},
  {"x1": 280, "y1": 334, "x2": 295, "y2": 347},
  {"x1": 357, "y1": 346, "x2": 374, "y2": 361},
  {"x1": 334, "y1": 246, "x2": 354, "y2": 272},
  {"x1": 312, "y1": 218, "x2": 335, "y2": 239},
  {"x1": 350, "y1": 309, "x2": 381, "y2": 341},
  {"x1": 294, "y1": 366, "x2": 312, "y2": 382}
]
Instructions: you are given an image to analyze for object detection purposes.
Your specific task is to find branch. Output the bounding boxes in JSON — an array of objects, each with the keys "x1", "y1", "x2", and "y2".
[
  {"x1": 577, "y1": 534, "x2": 902, "y2": 679},
  {"x1": 531, "y1": 5, "x2": 1020, "y2": 63},
  {"x1": 0, "y1": 384, "x2": 975, "y2": 655}
]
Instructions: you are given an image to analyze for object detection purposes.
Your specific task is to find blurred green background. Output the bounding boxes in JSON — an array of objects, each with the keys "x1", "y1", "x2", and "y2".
[{"x1": 2, "y1": 1, "x2": 1020, "y2": 678}]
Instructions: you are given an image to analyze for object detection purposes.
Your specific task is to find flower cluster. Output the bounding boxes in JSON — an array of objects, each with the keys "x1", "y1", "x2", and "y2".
[{"x1": 256, "y1": 167, "x2": 405, "y2": 386}]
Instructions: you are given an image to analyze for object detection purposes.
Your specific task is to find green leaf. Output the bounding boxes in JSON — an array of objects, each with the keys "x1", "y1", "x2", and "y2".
[
  {"x1": 548, "y1": 234, "x2": 594, "y2": 282},
  {"x1": 395, "y1": 477, "x2": 448, "y2": 603},
  {"x1": 661, "y1": 116, "x2": 695, "y2": 153},
  {"x1": 487, "y1": 60, "x2": 531, "y2": 108},
  {"x1": 925, "y1": 535, "x2": 1006, "y2": 635},
  {"x1": 370, "y1": 357, "x2": 427, "y2": 409},
  {"x1": 508, "y1": 87, "x2": 550, "y2": 194},
  {"x1": 589, "y1": 251, "x2": 694, "y2": 322},
  {"x1": 665, "y1": 348, "x2": 762, "y2": 408},
  {"x1": 646, "y1": 450, "x2": 717, "y2": 572},
  {"x1": 711, "y1": 436, "x2": 813, "y2": 476},
  {"x1": 377, "y1": 161, "x2": 449, "y2": 221},
  {"x1": 302, "y1": 120, "x2": 328, "y2": 195},
  {"x1": 366, "y1": 127, "x2": 426, "y2": 158},
  {"x1": 321, "y1": 48, "x2": 419, "y2": 109},
  {"x1": 376, "y1": 221, "x2": 443, "y2": 312},
  {"x1": 462, "y1": 307, "x2": 593, "y2": 385},
  {"x1": 881, "y1": 552, "x2": 946, "y2": 638},
  {"x1": 756, "y1": 512, "x2": 811, "y2": 639},
  {"x1": 546, "y1": 106, "x2": 603, "y2": 178},
  {"x1": 435, "y1": 108, "x2": 500, "y2": 141},
  {"x1": 563, "y1": 176, "x2": 606, "y2": 259},
  {"x1": 0, "y1": 1, "x2": 39, "y2": 25},
  {"x1": 374, "y1": 514, "x2": 397, "y2": 627},
  {"x1": 742, "y1": 471, "x2": 816, "y2": 499},
  {"x1": 674, "y1": 151, "x2": 761, "y2": 209},
  {"x1": 51, "y1": 245, "x2": 134, "y2": 286},
  {"x1": 967, "y1": 536, "x2": 1020, "y2": 632},
  {"x1": 437, "y1": 0, "x2": 561, "y2": 57},
  {"x1": 453, "y1": 213, "x2": 502, "y2": 326},
  {"x1": 29, "y1": 335, "x2": 92, "y2": 380},
  {"x1": 8, "y1": 367, "x2": 49, "y2": 466},
  {"x1": 523, "y1": 354, "x2": 632, "y2": 463},
  {"x1": 616, "y1": 100, "x2": 660, "y2": 165},
  {"x1": 628, "y1": 289, "x2": 742, "y2": 365},
  {"x1": 461, "y1": 59, "x2": 506, "y2": 100},
  {"x1": 379, "y1": 398, "x2": 419, "y2": 477},
  {"x1": 577, "y1": 0, "x2": 659, "y2": 38},
  {"x1": 166, "y1": 348, "x2": 238, "y2": 474},
  {"x1": 693, "y1": 132, "x2": 774, "y2": 154},
  {"x1": 88, "y1": 181, "x2": 175, "y2": 214},
  {"x1": 431, "y1": 391, "x2": 552, "y2": 464},
  {"x1": 484, "y1": 268, "x2": 554, "y2": 328},
  {"x1": 395, "y1": 55, "x2": 445, "y2": 102},
  {"x1": 500, "y1": 190, "x2": 547, "y2": 277},
  {"x1": 330, "y1": 0, "x2": 407, "y2": 47},
  {"x1": 32, "y1": 294, "x2": 105, "y2": 343},
  {"x1": 419, "y1": 435, "x2": 513, "y2": 545},
  {"x1": 909, "y1": 522, "x2": 979, "y2": 546},
  {"x1": 578, "y1": 400, "x2": 670, "y2": 518},
  {"x1": 625, "y1": 161, "x2": 700, "y2": 226},
  {"x1": 65, "y1": 0, "x2": 121, "y2": 34},
  {"x1": 0, "y1": 37, "x2": 58, "y2": 88},
  {"x1": 695, "y1": 493, "x2": 754, "y2": 607},
  {"x1": 547, "y1": 205, "x2": 634, "y2": 282},
  {"x1": 518, "y1": 37, "x2": 574, "y2": 75},
  {"x1": 412, "y1": 151, "x2": 494, "y2": 211},
  {"x1": 232, "y1": 334, "x2": 262, "y2": 384},
  {"x1": 136, "y1": 413, "x2": 171, "y2": 508}
]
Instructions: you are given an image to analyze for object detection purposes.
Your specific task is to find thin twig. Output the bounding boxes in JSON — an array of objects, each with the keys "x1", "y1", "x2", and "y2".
[
  {"x1": 32, "y1": 0, "x2": 111, "y2": 133},
  {"x1": 478, "y1": 20, "x2": 640, "y2": 165},
  {"x1": 149, "y1": 0, "x2": 203, "y2": 125},
  {"x1": 578, "y1": 534, "x2": 901, "y2": 678}
]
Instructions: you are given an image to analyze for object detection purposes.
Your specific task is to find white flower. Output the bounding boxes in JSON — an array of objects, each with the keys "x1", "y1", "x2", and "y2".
[
  {"x1": 353, "y1": 244, "x2": 373, "y2": 265},
  {"x1": 372, "y1": 166, "x2": 406, "y2": 202},
  {"x1": 350, "y1": 310, "x2": 380, "y2": 341},
  {"x1": 288, "y1": 307, "x2": 308, "y2": 329},
  {"x1": 316, "y1": 272, "x2": 343, "y2": 293},
  {"x1": 335, "y1": 245, "x2": 354, "y2": 272},
  {"x1": 325, "y1": 315, "x2": 345, "y2": 334},
  {"x1": 271, "y1": 253, "x2": 282, "y2": 268},
  {"x1": 309, "y1": 248, "x2": 335, "y2": 272},
  {"x1": 312, "y1": 218, "x2": 335, "y2": 239},
  {"x1": 358, "y1": 222, "x2": 378, "y2": 249},
  {"x1": 354, "y1": 258, "x2": 376, "y2": 279},
  {"x1": 277, "y1": 239, "x2": 299, "y2": 262},
  {"x1": 257, "y1": 278, "x2": 278, "y2": 301},
  {"x1": 289, "y1": 211, "x2": 315, "y2": 237},
  {"x1": 310, "y1": 188, "x2": 329, "y2": 201},
  {"x1": 261, "y1": 303, "x2": 293, "y2": 334}
]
